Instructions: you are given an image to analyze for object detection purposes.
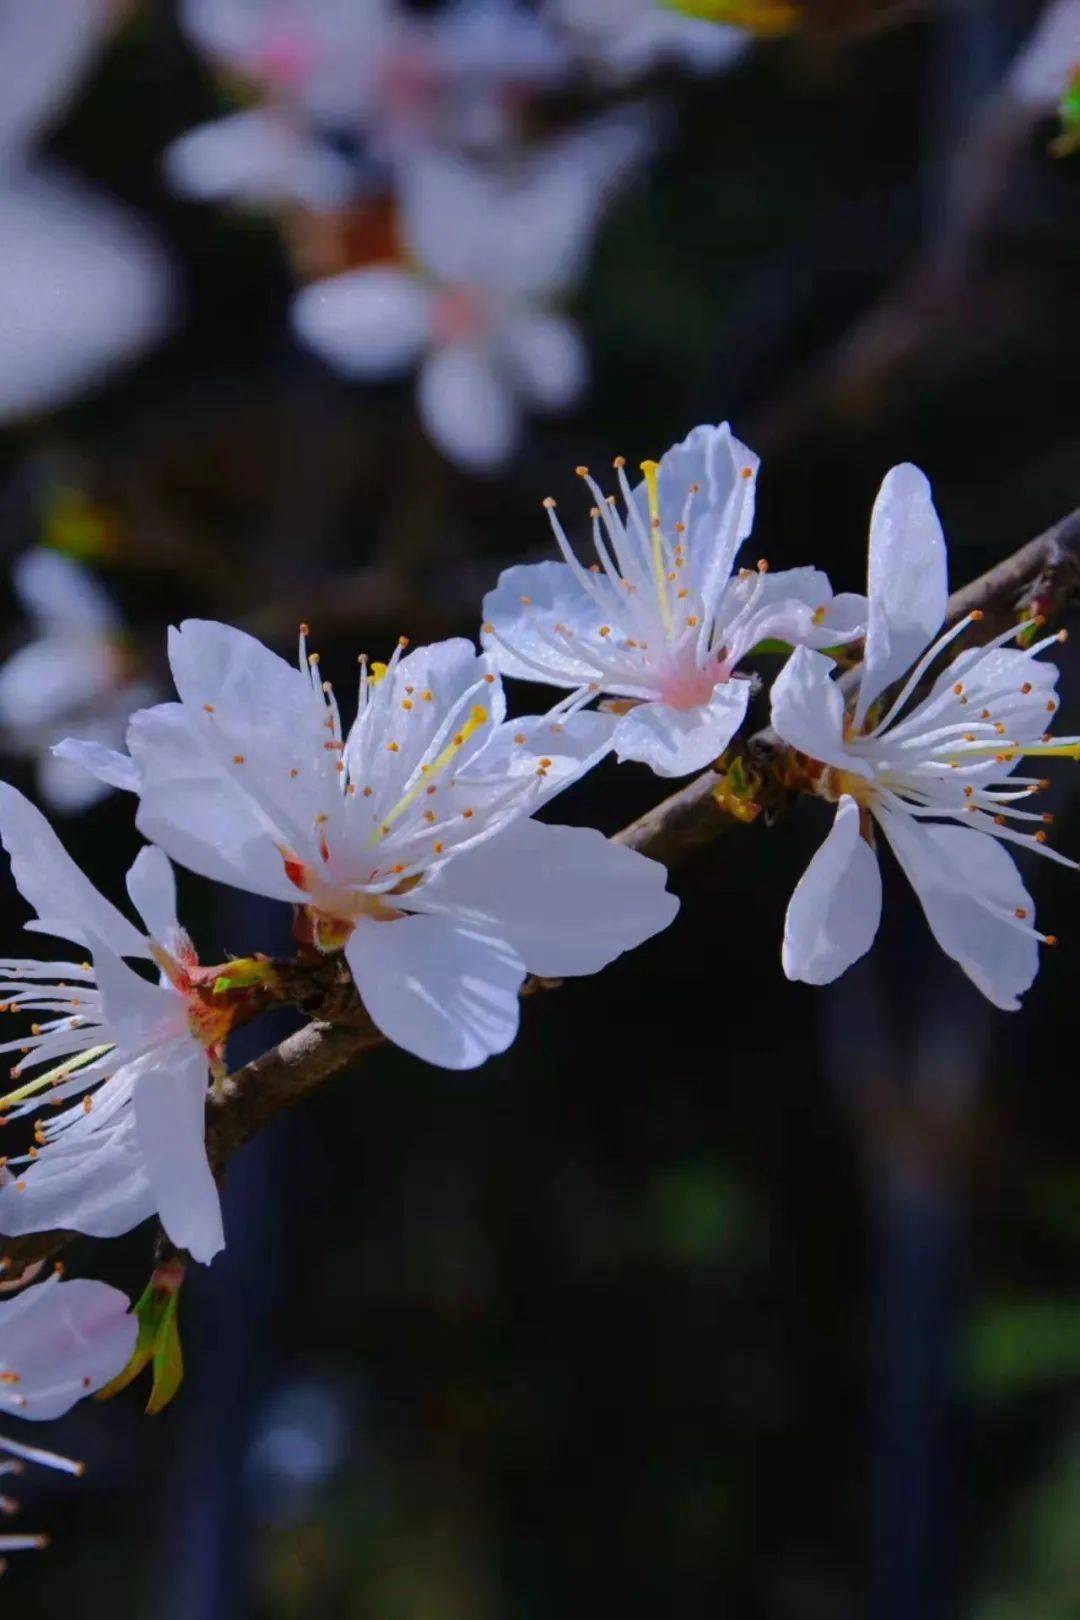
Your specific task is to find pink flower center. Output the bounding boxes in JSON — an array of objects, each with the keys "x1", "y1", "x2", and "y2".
[
  {"x1": 432, "y1": 284, "x2": 489, "y2": 345},
  {"x1": 380, "y1": 47, "x2": 441, "y2": 123},
  {"x1": 252, "y1": 26, "x2": 318, "y2": 90},
  {"x1": 658, "y1": 658, "x2": 726, "y2": 712}
]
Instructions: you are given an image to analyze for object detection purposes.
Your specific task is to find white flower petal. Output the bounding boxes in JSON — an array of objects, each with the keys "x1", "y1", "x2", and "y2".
[
  {"x1": 782, "y1": 796, "x2": 881, "y2": 985},
  {"x1": 165, "y1": 108, "x2": 355, "y2": 209},
  {"x1": 35, "y1": 748, "x2": 113, "y2": 815},
  {"x1": 630, "y1": 423, "x2": 758, "y2": 619},
  {"x1": 90, "y1": 936, "x2": 182, "y2": 1048},
  {"x1": 0, "y1": 1276, "x2": 136, "y2": 1421},
  {"x1": 49, "y1": 737, "x2": 141, "y2": 795},
  {"x1": 481, "y1": 559, "x2": 607, "y2": 687},
  {"x1": 168, "y1": 619, "x2": 319, "y2": 730},
  {"x1": 879, "y1": 809, "x2": 1040, "y2": 1010},
  {"x1": 125, "y1": 847, "x2": 180, "y2": 948},
  {"x1": 0, "y1": 1114, "x2": 155, "y2": 1242},
  {"x1": 411, "y1": 817, "x2": 678, "y2": 975},
  {"x1": 730, "y1": 566, "x2": 867, "y2": 654},
  {"x1": 612, "y1": 680, "x2": 751, "y2": 777},
  {"x1": 345, "y1": 914, "x2": 524, "y2": 1070},
  {"x1": 500, "y1": 311, "x2": 587, "y2": 411},
  {"x1": 400, "y1": 110, "x2": 651, "y2": 298},
  {"x1": 769, "y1": 647, "x2": 870, "y2": 777},
  {"x1": 0, "y1": 782, "x2": 149, "y2": 959},
  {"x1": 0, "y1": 0, "x2": 112, "y2": 161},
  {"x1": 0, "y1": 166, "x2": 174, "y2": 423},
  {"x1": 128, "y1": 702, "x2": 301, "y2": 903},
  {"x1": 855, "y1": 463, "x2": 948, "y2": 725},
  {"x1": 132, "y1": 1041, "x2": 223, "y2": 1263},
  {"x1": 292, "y1": 266, "x2": 434, "y2": 378},
  {"x1": 417, "y1": 342, "x2": 518, "y2": 471},
  {"x1": 1008, "y1": 0, "x2": 1080, "y2": 107},
  {"x1": 0, "y1": 638, "x2": 117, "y2": 729},
  {"x1": 12, "y1": 550, "x2": 118, "y2": 635}
]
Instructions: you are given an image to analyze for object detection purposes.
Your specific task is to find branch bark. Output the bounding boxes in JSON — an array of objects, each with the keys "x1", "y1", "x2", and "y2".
[{"x1": 4, "y1": 504, "x2": 1080, "y2": 1282}]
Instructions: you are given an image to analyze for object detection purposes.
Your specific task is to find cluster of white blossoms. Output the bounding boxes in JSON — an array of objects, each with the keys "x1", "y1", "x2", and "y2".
[{"x1": 0, "y1": 420, "x2": 1077, "y2": 1556}]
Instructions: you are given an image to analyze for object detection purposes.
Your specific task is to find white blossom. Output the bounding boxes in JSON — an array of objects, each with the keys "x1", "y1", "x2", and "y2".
[
  {"x1": 772, "y1": 463, "x2": 1077, "y2": 1009},
  {"x1": 60, "y1": 621, "x2": 679, "y2": 1070},
  {"x1": 0, "y1": 787, "x2": 225, "y2": 1261},
  {"x1": 169, "y1": 0, "x2": 568, "y2": 207},
  {"x1": 547, "y1": 0, "x2": 748, "y2": 82},
  {"x1": 0, "y1": 551, "x2": 156, "y2": 814},
  {"x1": 481, "y1": 423, "x2": 866, "y2": 776},
  {"x1": 0, "y1": 1271, "x2": 134, "y2": 1572},
  {"x1": 290, "y1": 111, "x2": 650, "y2": 470}
]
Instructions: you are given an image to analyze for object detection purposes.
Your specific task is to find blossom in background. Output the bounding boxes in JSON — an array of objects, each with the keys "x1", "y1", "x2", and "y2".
[
  {"x1": 0, "y1": 786, "x2": 226, "y2": 1261},
  {"x1": 1007, "y1": 0, "x2": 1080, "y2": 111},
  {"x1": 0, "y1": 2, "x2": 175, "y2": 423},
  {"x1": 0, "y1": 551, "x2": 157, "y2": 814},
  {"x1": 290, "y1": 111, "x2": 651, "y2": 470},
  {"x1": 481, "y1": 423, "x2": 866, "y2": 776},
  {"x1": 771, "y1": 463, "x2": 1078, "y2": 1008},
  {"x1": 168, "y1": 0, "x2": 568, "y2": 208},
  {"x1": 0, "y1": 1271, "x2": 134, "y2": 1573},
  {"x1": 547, "y1": 0, "x2": 749, "y2": 80},
  {"x1": 61, "y1": 621, "x2": 678, "y2": 1069}
]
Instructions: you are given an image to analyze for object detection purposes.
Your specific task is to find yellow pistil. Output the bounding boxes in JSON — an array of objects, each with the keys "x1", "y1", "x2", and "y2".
[
  {"x1": 368, "y1": 705, "x2": 489, "y2": 845},
  {"x1": 0, "y1": 1044, "x2": 112, "y2": 1114},
  {"x1": 945, "y1": 739, "x2": 1080, "y2": 765},
  {"x1": 640, "y1": 459, "x2": 674, "y2": 637}
]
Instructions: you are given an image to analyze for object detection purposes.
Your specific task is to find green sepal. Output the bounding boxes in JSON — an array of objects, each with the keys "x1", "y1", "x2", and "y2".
[
  {"x1": 212, "y1": 956, "x2": 278, "y2": 995},
  {"x1": 746, "y1": 638, "x2": 852, "y2": 660},
  {"x1": 96, "y1": 1267, "x2": 185, "y2": 1415}
]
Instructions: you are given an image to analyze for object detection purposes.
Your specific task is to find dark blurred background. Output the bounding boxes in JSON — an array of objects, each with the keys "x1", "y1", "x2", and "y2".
[{"x1": 2, "y1": 0, "x2": 1080, "y2": 1615}]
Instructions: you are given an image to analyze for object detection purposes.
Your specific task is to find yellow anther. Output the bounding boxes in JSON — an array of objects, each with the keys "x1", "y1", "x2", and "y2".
[{"x1": 370, "y1": 661, "x2": 389, "y2": 684}]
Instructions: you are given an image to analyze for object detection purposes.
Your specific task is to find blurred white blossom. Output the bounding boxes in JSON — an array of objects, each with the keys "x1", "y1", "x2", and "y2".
[
  {"x1": 0, "y1": 551, "x2": 157, "y2": 814},
  {"x1": 0, "y1": 1, "x2": 175, "y2": 422},
  {"x1": 291, "y1": 111, "x2": 652, "y2": 469},
  {"x1": 547, "y1": 0, "x2": 748, "y2": 81},
  {"x1": 169, "y1": 0, "x2": 569, "y2": 208}
]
